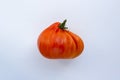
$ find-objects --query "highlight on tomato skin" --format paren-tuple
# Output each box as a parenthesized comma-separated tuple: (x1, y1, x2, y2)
(37, 19, 84, 59)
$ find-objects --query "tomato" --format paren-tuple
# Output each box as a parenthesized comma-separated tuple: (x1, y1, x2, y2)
(37, 20, 84, 59)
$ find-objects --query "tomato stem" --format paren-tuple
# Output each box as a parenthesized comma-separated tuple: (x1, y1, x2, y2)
(59, 19, 68, 29)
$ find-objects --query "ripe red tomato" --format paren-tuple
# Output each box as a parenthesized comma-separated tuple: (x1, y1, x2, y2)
(37, 20, 84, 59)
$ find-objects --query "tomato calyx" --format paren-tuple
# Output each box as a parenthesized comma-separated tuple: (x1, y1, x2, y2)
(59, 19, 68, 30)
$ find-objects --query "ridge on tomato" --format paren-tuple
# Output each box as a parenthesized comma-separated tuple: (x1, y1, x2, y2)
(37, 19, 84, 59)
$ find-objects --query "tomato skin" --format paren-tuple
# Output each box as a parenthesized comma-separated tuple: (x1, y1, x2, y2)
(37, 21, 84, 59)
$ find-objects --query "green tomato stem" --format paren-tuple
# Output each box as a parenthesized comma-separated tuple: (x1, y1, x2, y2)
(59, 19, 68, 29)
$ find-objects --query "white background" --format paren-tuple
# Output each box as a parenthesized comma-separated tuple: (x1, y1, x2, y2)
(0, 0, 120, 80)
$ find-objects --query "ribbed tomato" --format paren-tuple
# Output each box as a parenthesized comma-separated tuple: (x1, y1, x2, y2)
(37, 20, 84, 59)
